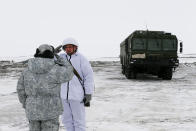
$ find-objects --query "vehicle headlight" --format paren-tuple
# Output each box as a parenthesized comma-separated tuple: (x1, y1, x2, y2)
(130, 59, 136, 63)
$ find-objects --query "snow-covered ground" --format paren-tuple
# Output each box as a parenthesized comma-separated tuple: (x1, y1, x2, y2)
(1, 57, 196, 131)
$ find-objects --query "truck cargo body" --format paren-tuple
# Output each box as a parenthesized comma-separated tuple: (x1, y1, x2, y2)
(120, 30, 180, 80)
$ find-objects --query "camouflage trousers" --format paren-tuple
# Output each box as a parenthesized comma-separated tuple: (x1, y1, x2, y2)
(29, 118, 59, 131)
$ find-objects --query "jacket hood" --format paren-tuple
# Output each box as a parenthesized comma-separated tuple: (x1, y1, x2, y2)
(62, 37, 79, 47)
(28, 58, 55, 74)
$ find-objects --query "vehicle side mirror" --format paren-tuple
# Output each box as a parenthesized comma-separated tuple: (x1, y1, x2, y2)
(180, 42, 183, 53)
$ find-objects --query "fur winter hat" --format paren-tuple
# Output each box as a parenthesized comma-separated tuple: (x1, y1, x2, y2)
(62, 37, 79, 47)
(38, 44, 53, 54)
(34, 44, 54, 59)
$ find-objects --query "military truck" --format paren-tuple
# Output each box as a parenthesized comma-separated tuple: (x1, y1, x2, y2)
(120, 30, 183, 80)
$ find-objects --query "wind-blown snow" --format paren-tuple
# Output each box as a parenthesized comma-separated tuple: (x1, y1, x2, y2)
(1, 57, 196, 131)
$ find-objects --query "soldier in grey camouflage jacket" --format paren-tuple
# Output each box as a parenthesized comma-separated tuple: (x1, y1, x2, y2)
(17, 44, 74, 131)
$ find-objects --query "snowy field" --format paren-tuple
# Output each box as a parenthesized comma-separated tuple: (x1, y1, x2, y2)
(1, 56, 196, 131)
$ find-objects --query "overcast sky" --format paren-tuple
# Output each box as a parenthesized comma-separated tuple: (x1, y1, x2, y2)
(0, 0, 195, 59)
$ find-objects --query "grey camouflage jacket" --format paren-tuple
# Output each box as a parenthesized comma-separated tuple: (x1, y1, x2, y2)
(17, 57, 73, 120)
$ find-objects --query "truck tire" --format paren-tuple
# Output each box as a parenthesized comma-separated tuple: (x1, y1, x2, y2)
(162, 68, 172, 80)
(122, 65, 125, 74)
(132, 71, 137, 79)
(158, 73, 162, 78)
(125, 67, 136, 79)
(158, 70, 163, 78)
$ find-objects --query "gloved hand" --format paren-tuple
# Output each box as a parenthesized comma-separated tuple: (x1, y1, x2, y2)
(83, 94, 92, 107)
(53, 45, 62, 61)
(54, 45, 62, 54)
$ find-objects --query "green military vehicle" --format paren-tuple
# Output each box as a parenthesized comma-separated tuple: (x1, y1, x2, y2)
(120, 30, 183, 80)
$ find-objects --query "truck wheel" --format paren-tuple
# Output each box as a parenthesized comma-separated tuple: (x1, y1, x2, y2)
(158, 74, 162, 78)
(133, 72, 137, 79)
(162, 68, 172, 80)
(158, 71, 163, 78)
(125, 67, 131, 79)
(125, 70, 131, 79)
(125, 67, 136, 79)
(131, 71, 137, 79)
(122, 66, 125, 74)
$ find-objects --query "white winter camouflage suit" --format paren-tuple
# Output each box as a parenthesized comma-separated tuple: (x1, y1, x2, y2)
(60, 52, 94, 131)
(17, 57, 74, 131)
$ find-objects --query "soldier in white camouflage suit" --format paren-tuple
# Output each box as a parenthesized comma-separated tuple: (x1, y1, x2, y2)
(17, 44, 74, 131)
(60, 38, 94, 131)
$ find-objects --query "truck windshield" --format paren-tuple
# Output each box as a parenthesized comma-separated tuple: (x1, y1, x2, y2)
(132, 38, 146, 50)
(163, 39, 177, 51)
(147, 39, 161, 51)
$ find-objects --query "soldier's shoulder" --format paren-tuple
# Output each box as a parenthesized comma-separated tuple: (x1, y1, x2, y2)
(76, 52, 88, 60)
(59, 53, 66, 57)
